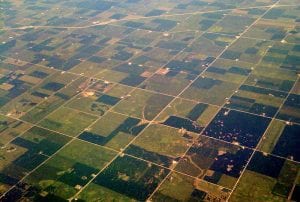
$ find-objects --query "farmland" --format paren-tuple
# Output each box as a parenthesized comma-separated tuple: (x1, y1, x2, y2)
(0, 0, 299, 201)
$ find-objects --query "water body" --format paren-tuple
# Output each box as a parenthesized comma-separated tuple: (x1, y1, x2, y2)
(247, 152, 285, 178)
(272, 124, 300, 161)
(203, 109, 271, 148)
